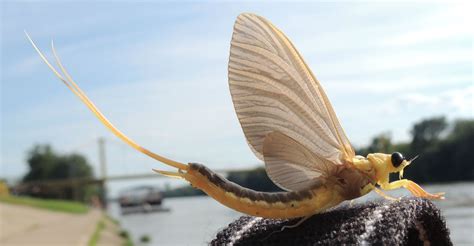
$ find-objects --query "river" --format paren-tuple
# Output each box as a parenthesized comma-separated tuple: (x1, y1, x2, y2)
(108, 182, 474, 245)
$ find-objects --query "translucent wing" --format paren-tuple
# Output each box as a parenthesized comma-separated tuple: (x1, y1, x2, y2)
(229, 13, 354, 190)
(263, 132, 335, 191)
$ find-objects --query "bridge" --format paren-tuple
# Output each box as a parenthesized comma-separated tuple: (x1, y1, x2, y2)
(17, 137, 257, 201)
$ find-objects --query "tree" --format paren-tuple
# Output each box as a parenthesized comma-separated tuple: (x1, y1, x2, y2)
(443, 119, 474, 181)
(356, 117, 473, 183)
(24, 145, 93, 181)
(368, 132, 393, 153)
(22, 144, 95, 201)
(357, 132, 393, 157)
(51, 154, 93, 180)
(449, 119, 474, 141)
(410, 116, 447, 153)
(23, 145, 56, 182)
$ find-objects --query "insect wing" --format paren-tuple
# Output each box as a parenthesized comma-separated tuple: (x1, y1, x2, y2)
(263, 132, 334, 191)
(229, 13, 354, 190)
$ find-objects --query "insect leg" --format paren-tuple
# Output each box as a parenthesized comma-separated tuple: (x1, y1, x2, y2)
(373, 187, 398, 201)
(363, 183, 397, 201)
(262, 215, 313, 241)
(280, 215, 312, 231)
(380, 179, 444, 200)
(349, 199, 356, 207)
(404, 180, 445, 200)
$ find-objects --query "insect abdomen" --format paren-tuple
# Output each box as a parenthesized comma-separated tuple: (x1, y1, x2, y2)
(184, 163, 345, 219)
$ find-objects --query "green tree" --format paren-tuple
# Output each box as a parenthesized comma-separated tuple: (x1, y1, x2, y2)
(449, 119, 474, 141)
(442, 119, 474, 181)
(399, 118, 472, 183)
(23, 145, 56, 182)
(371, 132, 391, 153)
(410, 116, 447, 154)
(22, 144, 95, 201)
(24, 145, 93, 181)
(357, 132, 395, 157)
(51, 154, 92, 180)
(356, 117, 473, 183)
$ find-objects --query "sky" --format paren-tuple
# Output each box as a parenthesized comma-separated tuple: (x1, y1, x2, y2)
(1, 2, 473, 186)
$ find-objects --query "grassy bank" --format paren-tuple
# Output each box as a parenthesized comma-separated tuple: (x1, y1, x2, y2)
(88, 219, 105, 246)
(88, 215, 132, 246)
(0, 195, 88, 214)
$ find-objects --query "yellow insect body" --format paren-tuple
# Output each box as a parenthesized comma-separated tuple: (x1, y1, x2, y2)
(183, 164, 344, 219)
(27, 13, 443, 220)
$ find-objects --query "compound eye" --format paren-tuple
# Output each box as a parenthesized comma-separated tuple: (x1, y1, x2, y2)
(391, 152, 404, 168)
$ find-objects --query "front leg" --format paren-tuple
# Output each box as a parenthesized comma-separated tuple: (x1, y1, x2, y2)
(380, 179, 444, 200)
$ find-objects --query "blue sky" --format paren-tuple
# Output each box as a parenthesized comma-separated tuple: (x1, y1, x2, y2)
(1, 2, 472, 183)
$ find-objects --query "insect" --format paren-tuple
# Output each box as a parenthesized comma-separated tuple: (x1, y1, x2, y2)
(28, 13, 444, 221)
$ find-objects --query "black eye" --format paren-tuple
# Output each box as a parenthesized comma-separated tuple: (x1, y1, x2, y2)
(391, 152, 404, 167)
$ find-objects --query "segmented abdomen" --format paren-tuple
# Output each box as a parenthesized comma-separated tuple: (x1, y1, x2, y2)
(184, 163, 345, 219)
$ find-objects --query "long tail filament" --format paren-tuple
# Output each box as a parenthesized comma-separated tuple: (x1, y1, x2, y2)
(25, 32, 188, 171)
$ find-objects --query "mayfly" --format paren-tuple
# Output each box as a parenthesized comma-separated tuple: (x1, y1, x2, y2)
(27, 13, 444, 220)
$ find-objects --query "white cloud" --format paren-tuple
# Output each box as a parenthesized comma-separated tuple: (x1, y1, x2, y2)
(312, 47, 471, 80)
(386, 24, 471, 46)
(384, 3, 472, 46)
(373, 85, 474, 117)
(325, 75, 472, 95)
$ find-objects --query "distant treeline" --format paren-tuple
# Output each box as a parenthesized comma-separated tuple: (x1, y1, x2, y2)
(357, 117, 474, 183)
(163, 116, 474, 197)
(18, 145, 101, 202)
(17, 116, 473, 200)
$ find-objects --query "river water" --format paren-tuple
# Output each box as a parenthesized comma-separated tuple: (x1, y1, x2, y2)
(108, 182, 474, 245)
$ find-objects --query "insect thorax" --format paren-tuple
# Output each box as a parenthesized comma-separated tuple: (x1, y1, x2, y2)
(330, 165, 375, 200)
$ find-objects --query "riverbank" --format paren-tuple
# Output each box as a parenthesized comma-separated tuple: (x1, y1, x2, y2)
(0, 201, 126, 245)
(0, 195, 89, 214)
